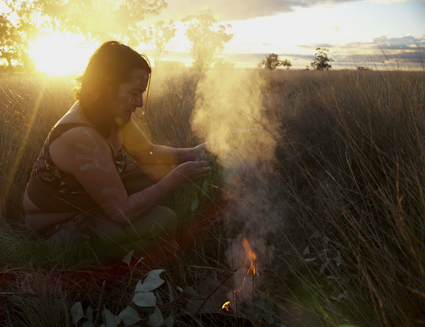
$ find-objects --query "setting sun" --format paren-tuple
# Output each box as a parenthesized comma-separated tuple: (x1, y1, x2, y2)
(30, 32, 98, 75)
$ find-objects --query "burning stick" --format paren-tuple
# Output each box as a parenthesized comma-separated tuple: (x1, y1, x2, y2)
(233, 237, 257, 307)
(242, 238, 257, 301)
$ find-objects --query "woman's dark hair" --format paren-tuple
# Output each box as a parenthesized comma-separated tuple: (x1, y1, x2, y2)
(74, 41, 151, 136)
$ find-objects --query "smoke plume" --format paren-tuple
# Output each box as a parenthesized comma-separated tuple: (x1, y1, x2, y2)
(191, 69, 283, 303)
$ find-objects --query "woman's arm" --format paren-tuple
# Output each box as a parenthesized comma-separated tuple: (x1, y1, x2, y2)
(122, 120, 205, 166)
(49, 126, 211, 225)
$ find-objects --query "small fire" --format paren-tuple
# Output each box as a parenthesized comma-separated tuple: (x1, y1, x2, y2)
(233, 237, 257, 307)
(222, 301, 231, 312)
(242, 238, 257, 276)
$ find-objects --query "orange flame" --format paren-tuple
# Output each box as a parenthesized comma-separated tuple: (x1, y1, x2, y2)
(233, 237, 257, 304)
(242, 238, 257, 276)
(222, 301, 231, 312)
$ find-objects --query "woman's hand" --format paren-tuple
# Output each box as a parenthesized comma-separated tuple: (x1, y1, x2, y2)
(194, 142, 213, 156)
(174, 160, 211, 183)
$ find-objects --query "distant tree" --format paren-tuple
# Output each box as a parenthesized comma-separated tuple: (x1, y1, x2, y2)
(310, 48, 333, 70)
(0, 14, 35, 72)
(357, 66, 371, 71)
(258, 53, 291, 70)
(281, 58, 292, 70)
(0, 15, 20, 68)
(136, 20, 177, 67)
(183, 9, 233, 72)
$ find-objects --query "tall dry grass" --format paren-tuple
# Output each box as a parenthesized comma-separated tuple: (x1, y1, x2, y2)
(0, 68, 424, 326)
(263, 69, 425, 326)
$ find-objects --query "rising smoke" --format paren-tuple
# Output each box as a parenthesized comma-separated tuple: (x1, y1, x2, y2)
(191, 69, 283, 302)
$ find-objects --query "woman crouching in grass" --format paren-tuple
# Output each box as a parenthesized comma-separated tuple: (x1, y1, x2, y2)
(23, 41, 211, 260)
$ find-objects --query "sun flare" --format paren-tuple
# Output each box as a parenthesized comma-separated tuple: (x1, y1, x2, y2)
(30, 32, 98, 76)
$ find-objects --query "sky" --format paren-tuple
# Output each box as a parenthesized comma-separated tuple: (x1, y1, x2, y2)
(155, 0, 425, 69)
(2, 0, 424, 72)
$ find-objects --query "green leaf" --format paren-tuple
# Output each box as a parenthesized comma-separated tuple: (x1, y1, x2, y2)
(118, 306, 141, 326)
(319, 261, 329, 274)
(332, 257, 343, 266)
(123, 250, 134, 266)
(132, 292, 157, 307)
(164, 314, 174, 327)
(304, 258, 317, 263)
(82, 321, 95, 327)
(71, 302, 84, 325)
(183, 286, 199, 298)
(202, 178, 210, 196)
(190, 194, 199, 211)
(102, 308, 120, 327)
(310, 231, 321, 239)
(135, 269, 165, 292)
(86, 306, 93, 322)
(303, 246, 310, 255)
(330, 290, 349, 302)
(148, 307, 164, 327)
(167, 280, 174, 302)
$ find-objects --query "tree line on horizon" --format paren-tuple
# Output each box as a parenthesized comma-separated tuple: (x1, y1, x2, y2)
(258, 48, 334, 71)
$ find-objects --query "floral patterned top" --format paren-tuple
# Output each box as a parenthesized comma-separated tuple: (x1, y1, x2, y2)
(33, 122, 127, 195)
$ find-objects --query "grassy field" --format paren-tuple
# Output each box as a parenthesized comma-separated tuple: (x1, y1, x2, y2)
(0, 67, 424, 327)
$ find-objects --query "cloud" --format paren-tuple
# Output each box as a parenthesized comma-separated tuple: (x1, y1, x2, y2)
(156, 0, 359, 21)
(372, 35, 425, 50)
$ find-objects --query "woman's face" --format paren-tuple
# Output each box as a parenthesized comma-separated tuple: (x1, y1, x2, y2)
(109, 68, 150, 125)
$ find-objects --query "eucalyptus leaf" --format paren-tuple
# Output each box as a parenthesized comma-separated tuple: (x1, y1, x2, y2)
(86, 306, 93, 322)
(310, 231, 322, 239)
(135, 269, 165, 292)
(319, 261, 329, 274)
(118, 306, 141, 326)
(332, 257, 343, 266)
(303, 246, 310, 255)
(202, 179, 210, 196)
(102, 308, 119, 327)
(123, 250, 134, 266)
(183, 286, 199, 298)
(71, 302, 84, 325)
(164, 314, 174, 327)
(148, 307, 164, 327)
(167, 279, 174, 302)
(132, 292, 157, 307)
(190, 194, 199, 211)
(82, 321, 95, 327)
(331, 290, 349, 302)
(304, 258, 317, 263)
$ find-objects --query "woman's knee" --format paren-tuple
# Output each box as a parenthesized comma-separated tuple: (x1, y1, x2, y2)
(151, 206, 178, 237)
(125, 206, 177, 240)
